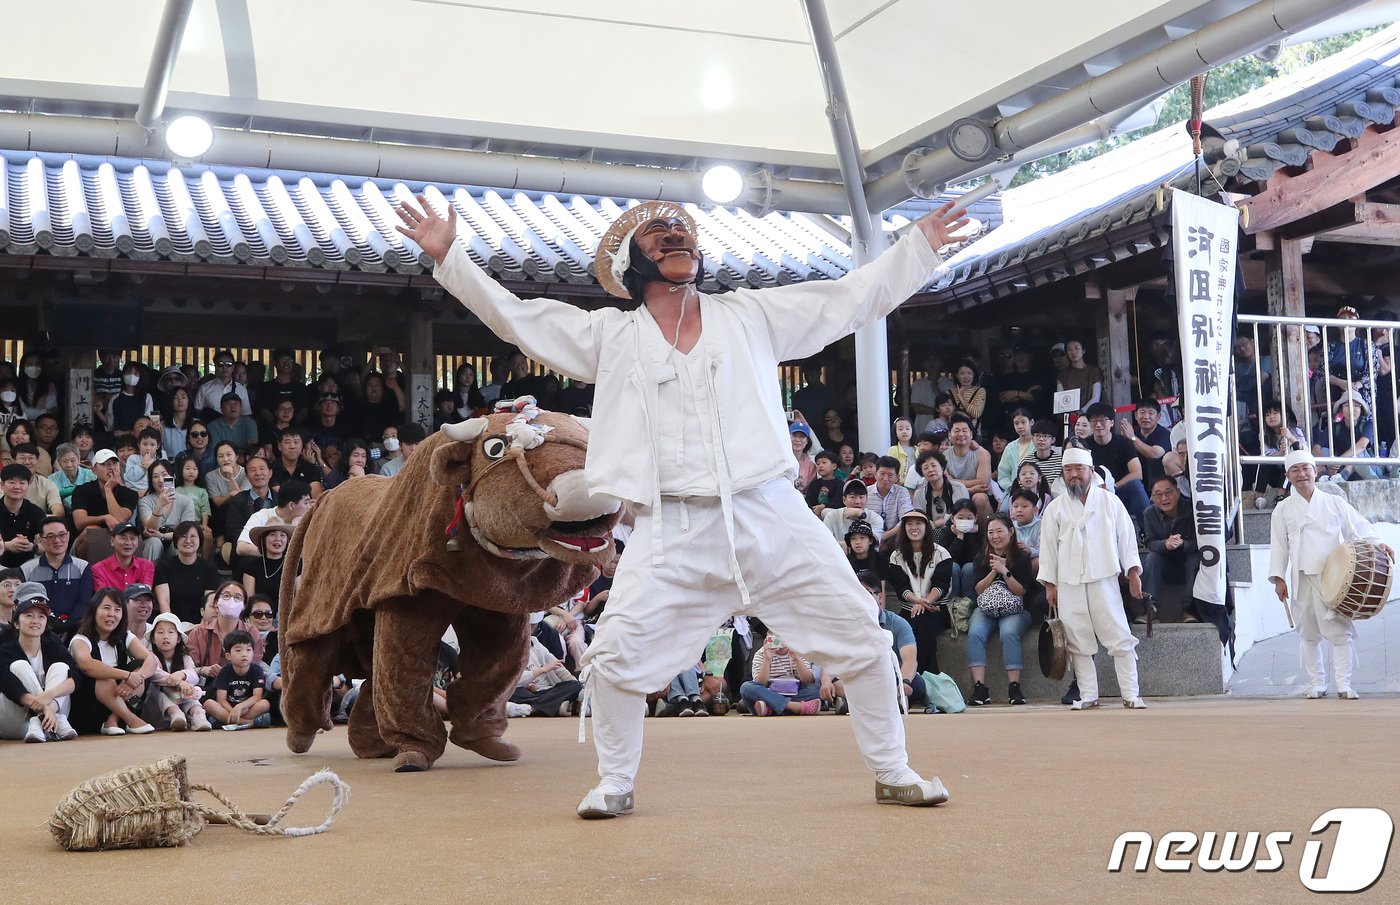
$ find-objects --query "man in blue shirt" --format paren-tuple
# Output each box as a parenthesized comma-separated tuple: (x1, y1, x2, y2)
(20, 516, 94, 632)
(830, 570, 925, 713)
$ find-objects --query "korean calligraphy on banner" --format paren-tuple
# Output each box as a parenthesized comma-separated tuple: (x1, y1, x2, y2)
(1171, 189, 1238, 606)
(410, 373, 434, 432)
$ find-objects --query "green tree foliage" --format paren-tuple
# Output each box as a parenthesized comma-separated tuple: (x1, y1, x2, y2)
(1006, 28, 1383, 187)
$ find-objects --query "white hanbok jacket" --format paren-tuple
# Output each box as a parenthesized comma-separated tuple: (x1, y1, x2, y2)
(1267, 488, 1376, 581)
(434, 228, 942, 515)
(1038, 486, 1140, 587)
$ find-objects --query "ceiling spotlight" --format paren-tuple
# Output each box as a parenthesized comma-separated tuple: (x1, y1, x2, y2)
(701, 165, 745, 205)
(165, 115, 214, 159)
(945, 118, 997, 163)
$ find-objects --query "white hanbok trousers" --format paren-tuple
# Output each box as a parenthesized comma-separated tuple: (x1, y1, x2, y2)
(581, 478, 909, 793)
(1057, 577, 1140, 702)
(1291, 573, 1357, 692)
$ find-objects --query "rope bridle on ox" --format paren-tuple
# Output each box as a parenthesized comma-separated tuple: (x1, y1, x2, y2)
(443, 398, 588, 558)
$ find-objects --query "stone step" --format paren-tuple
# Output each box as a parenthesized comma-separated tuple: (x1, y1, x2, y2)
(935, 619, 1225, 704)
(1241, 509, 1272, 545)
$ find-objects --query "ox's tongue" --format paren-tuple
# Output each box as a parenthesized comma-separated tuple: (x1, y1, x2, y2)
(552, 535, 607, 552)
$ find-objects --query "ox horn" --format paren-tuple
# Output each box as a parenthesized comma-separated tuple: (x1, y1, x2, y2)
(443, 417, 490, 443)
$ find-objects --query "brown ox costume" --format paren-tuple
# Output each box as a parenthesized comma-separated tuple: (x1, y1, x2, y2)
(279, 407, 618, 772)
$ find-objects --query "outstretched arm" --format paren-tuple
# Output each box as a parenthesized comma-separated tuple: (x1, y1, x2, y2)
(754, 202, 971, 362)
(397, 195, 602, 381)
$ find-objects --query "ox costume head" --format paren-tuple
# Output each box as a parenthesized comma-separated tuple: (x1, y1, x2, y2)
(434, 397, 621, 566)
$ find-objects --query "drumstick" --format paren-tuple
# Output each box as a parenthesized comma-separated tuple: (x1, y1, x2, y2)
(1282, 599, 1294, 629)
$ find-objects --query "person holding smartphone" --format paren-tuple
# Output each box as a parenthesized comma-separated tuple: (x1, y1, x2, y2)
(138, 461, 198, 561)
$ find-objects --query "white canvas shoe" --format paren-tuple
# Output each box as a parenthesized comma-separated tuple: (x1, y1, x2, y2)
(875, 776, 949, 807)
(53, 714, 78, 740)
(1338, 688, 1360, 700)
(577, 787, 635, 819)
(1070, 698, 1101, 711)
(1304, 687, 1328, 700)
(1123, 698, 1148, 709)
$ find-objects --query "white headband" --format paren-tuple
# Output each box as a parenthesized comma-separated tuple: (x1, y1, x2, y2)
(1062, 447, 1093, 469)
(1284, 448, 1316, 471)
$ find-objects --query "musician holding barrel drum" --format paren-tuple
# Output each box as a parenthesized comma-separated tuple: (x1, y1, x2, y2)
(1268, 449, 1395, 700)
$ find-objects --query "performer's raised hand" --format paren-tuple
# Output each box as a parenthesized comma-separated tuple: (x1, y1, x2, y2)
(394, 194, 458, 265)
(914, 200, 972, 251)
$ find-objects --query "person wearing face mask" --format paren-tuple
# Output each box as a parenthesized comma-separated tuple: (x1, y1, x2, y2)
(399, 191, 968, 817)
(0, 381, 24, 442)
(187, 579, 266, 683)
(377, 423, 426, 477)
(1038, 448, 1146, 710)
(936, 500, 984, 604)
(17, 353, 59, 421)
(103, 363, 156, 437)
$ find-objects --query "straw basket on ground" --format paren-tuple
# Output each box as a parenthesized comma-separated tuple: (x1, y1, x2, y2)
(49, 754, 348, 851)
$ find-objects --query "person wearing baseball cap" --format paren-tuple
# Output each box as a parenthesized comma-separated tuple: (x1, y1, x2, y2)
(822, 479, 886, 548)
(124, 584, 156, 641)
(0, 581, 79, 742)
(398, 169, 972, 817)
(1267, 448, 1393, 700)
(844, 518, 884, 580)
(69, 449, 138, 561)
(1039, 446, 1147, 710)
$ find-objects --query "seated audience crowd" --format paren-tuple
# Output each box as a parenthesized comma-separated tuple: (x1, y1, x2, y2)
(1, 323, 1372, 735)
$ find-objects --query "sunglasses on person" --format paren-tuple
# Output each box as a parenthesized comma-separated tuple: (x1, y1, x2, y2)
(188, 430, 209, 438)
(249, 609, 274, 619)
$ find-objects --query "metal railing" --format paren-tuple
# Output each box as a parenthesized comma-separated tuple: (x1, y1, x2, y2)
(1234, 313, 1397, 474)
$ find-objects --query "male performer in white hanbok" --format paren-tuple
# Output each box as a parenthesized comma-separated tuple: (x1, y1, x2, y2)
(1038, 447, 1146, 709)
(1268, 449, 1391, 699)
(396, 194, 968, 818)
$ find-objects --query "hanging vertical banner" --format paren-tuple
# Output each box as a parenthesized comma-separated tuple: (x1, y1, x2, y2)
(1172, 189, 1238, 606)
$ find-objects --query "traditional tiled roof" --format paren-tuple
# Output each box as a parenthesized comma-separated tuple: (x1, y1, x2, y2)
(930, 26, 1400, 308)
(0, 150, 1000, 294)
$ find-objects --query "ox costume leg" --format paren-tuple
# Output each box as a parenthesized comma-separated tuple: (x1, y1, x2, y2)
(1057, 577, 1139, 706)
(370, 602, 453, 772)
(1292, 574, 1357, 695)
(580, 480, 940, 817)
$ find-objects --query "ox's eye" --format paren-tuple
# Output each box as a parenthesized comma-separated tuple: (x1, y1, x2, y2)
(482, 436, 509, 460)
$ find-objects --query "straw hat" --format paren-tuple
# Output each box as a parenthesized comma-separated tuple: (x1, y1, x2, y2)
(249, 516, 294, 546)
(594, 200, 699, 300)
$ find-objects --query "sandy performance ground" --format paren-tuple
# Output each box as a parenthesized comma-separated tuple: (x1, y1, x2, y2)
(6, 696, 1399, 905)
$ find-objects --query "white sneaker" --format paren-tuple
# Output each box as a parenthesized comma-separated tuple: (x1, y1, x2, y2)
(1304, 687, 1328, 700)
(169, 711, 188, 732)
(504, 702, 532, 718)
(53, 714, 78, 740)
(1070, 698, 1101, 711)
(1123, 697, 1148, 709)
(1338, 688, 1360, 700)
(24, 717, 46, 743)
(577, 787, 634, 819)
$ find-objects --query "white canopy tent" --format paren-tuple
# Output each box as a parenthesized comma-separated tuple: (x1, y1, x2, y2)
(1, 0, 1396, 446)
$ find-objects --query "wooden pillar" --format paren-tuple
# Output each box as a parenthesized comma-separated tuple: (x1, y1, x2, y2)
(406, 311, 434, 432)
(1266, 237, 1310, 442)
(1106, 287, 1136, 408)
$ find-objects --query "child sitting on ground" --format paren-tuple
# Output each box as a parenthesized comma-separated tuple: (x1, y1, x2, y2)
(143, 613, 210, 731)
(204, 630, 270, 729)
